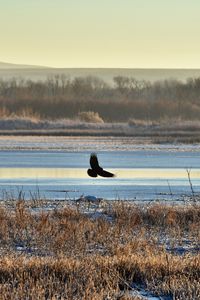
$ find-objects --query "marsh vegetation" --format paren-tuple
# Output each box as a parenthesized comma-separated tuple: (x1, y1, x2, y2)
(0, 198, 199, 299)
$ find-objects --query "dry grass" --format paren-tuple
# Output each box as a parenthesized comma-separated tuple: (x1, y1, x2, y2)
(0, 199, 199, 299)
(78, 111, 104, 123)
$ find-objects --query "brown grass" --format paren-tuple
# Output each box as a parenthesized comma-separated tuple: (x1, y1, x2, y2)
(78, 111, 104, 123)
(0, 199, 199, 299)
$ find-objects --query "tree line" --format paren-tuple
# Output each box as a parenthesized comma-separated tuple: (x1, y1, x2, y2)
(0, 75, 200, 121)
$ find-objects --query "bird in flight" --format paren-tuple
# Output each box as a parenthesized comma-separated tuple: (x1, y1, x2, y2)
(87, 153, 115, 178)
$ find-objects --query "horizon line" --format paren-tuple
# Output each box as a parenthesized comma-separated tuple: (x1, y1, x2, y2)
(1, 61, 200, 70)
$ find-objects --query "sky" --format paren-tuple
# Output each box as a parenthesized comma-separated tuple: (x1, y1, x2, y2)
(0, 0, 200, 68)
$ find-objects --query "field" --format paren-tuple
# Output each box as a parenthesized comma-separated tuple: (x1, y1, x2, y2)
(0, 198, 199, 299)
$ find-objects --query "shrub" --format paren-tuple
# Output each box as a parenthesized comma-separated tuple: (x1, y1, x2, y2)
(78, 111, 104, 123)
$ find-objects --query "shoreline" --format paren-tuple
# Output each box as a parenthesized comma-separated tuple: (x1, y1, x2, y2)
(0, 124, 200, 144)
(0, 135, 200, 152)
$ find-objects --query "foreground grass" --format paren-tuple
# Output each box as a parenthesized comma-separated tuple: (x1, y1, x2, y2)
(0, 200, 199, 299)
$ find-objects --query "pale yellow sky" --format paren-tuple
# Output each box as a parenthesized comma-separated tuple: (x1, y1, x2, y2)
(1, 0, 200, 68)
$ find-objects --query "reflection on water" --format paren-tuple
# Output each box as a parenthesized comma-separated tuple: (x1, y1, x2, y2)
(0, 168, 199, 201)
(0, 167, 200, 180)
(0, 150, 200, 201)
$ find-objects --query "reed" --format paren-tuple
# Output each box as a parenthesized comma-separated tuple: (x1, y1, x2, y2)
(0, 199, 199, 299)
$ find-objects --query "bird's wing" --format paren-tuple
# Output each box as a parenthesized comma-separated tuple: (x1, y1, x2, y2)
(89, 153, 115, 177)
(90, 153, 100, 169)
(97, 169, 115, 177)
(87, 169, 98, 177)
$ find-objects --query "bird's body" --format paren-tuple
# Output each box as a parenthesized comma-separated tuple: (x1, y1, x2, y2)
(87, 153, 115, 178)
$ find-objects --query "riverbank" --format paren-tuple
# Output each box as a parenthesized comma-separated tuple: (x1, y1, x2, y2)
(1, 119, 200, 144)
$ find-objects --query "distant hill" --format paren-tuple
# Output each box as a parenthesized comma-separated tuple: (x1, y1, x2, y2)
(0, 61, 50, 69)
(1, 64, 200, 84)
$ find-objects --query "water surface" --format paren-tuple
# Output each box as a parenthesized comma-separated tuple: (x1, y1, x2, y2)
(0, 150, 200, 201)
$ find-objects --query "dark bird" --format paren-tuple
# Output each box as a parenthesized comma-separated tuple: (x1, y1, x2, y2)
(87, 153, 115, 178)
